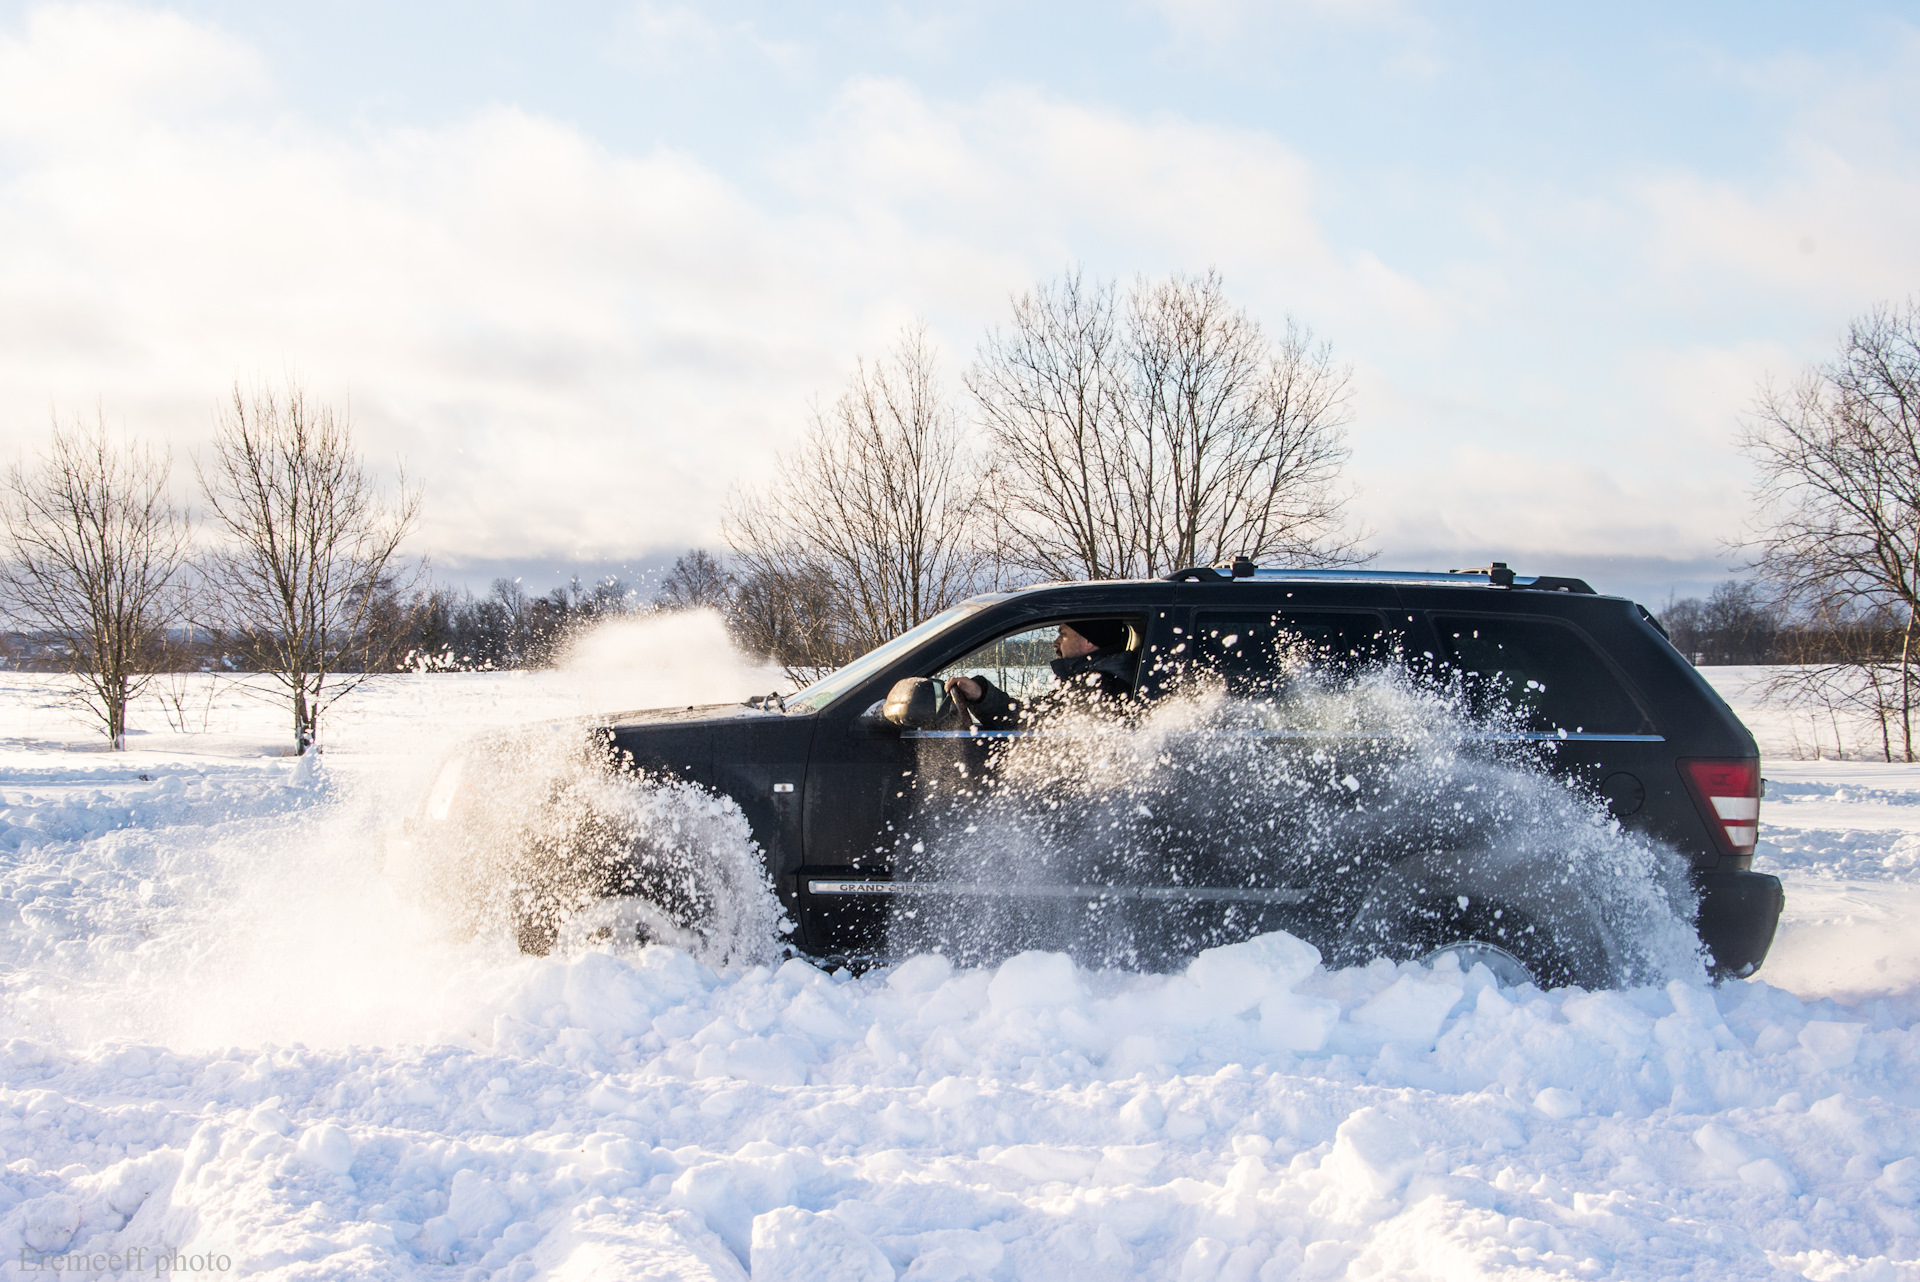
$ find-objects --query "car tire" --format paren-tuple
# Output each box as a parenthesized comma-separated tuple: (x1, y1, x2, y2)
(552, 893, 702, 953)
(1389, 898, 1576, 990)
(1420, 939, 1535, 988)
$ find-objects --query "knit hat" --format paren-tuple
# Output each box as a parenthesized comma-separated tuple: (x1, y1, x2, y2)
(1066, 618, 1130, 651)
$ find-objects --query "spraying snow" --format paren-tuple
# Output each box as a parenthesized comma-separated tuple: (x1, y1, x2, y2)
(0, 609, 790, 1052)
(400, 724, 786, 968)
(896, 664, 1703, 987)
(557, 608, 785, 714)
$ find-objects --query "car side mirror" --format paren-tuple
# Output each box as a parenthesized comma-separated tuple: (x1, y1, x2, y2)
(883, 677, 939, 729)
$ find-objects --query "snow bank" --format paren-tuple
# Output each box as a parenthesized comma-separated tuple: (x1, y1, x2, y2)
(1, 674, 1918, 1278)
(2, 930, 1916, 1278)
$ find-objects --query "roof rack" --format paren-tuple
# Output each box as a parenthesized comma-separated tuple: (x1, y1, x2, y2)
(1164, 555, 1258, 583)
(1161, 559, 1596, 594)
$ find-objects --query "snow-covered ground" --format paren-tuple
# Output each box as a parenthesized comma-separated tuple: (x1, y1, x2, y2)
(1, 640, 1917, 1280)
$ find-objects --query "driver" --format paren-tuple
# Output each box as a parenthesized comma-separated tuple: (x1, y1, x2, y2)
(943, 619, 1134, 729)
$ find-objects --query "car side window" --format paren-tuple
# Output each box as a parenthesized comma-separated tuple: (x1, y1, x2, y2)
(1431, 614, 1651, 734)
(931, 618, 1144, 698)
(1192, 610, 1398, 695)
(932, 625, 1062, 700)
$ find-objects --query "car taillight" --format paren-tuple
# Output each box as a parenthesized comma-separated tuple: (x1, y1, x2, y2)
(1681, 758, 1760, 856)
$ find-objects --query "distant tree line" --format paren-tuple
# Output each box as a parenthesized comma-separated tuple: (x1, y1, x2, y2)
(1657, 582, 1782, 665)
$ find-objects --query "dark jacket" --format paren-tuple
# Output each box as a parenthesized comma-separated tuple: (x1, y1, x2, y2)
(961, 646, 1135, 729)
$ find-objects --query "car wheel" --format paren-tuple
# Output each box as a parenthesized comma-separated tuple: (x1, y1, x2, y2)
(1391, 899, 1576, 990)
(1420, 939, 1535, 988)
(554, 894, 702, 953)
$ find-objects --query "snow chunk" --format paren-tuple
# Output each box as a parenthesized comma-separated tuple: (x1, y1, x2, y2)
(296, 1121, 353, 1175)
(21, 1194, 80, 1252)
(1694, 1123, 1801, 1193)
(446, 1168, 514, 1241)
(1877, 1157, 1920, 1205)
(1799, 1020, 1865, 1069)
(1350, 971, 1462, 1045)
(750, 1207, 893, 1282)
(926, 1076, 977, 1109)
(1184, 930, 1320, 1016)
(987, 951, 1085, 1013)
(1322, 1107, 1422, 1198)
(1260, 991, 1342, 1053)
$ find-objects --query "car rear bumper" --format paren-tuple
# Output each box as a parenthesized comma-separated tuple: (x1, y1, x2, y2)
(1694, 868, 1783, 979)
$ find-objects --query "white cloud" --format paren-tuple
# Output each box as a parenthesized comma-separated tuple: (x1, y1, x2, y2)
(612, 3, 810, 76)
(1144, 0, 1416, 38)
(0, 11, 935, 564)
(0, 3, 267, 141)
(0, 2, 1913, 599)
(1634, 33, 1920, 316)
(1140, 0, 1436, 76)
(0, 20, 1380, 569)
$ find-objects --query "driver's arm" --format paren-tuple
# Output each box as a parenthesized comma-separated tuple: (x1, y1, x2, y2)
(946, 674, 1019, 728)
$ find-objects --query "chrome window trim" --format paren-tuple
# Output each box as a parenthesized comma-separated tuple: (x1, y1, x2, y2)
(806, 879, 1309, 905)
(902, 729, 1666, 743)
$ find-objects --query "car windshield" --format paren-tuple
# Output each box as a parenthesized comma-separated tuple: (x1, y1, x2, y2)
(782, 603, 988, 713)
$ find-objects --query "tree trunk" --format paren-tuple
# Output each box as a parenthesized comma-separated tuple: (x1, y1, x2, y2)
(1902, 612, 1916, 762)
(109, 672, 127, 750)
(294, 684, 311, 755)
(1905, 530, 1920, 762)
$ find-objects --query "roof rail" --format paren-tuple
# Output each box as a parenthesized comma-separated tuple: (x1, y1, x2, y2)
(1447, 561, 1595, 593)
(1162, 559, 1597, 594)
(1163, 554, 1257, 583)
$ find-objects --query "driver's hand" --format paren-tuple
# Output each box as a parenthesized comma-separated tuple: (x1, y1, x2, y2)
(945, 676, 983, 704)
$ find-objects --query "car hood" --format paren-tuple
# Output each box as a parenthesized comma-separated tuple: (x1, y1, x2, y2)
(601, 702, 799, 729)
(603, 701, 817, 788)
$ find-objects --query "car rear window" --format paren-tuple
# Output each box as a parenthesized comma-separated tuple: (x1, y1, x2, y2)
(1430, 614, 1650, 734)
(1193, 610, 1399, 694)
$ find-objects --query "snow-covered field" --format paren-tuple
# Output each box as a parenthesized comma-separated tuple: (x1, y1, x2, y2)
(2, 639, 1918, 1280)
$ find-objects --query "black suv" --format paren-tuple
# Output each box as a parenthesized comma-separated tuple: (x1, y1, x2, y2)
(450, 565, 1783, 986)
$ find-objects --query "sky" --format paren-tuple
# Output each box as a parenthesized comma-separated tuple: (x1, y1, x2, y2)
(1, 1, 1917, 605)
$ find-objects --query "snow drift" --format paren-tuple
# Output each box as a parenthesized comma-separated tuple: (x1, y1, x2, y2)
(0, 671, 1912, 1279)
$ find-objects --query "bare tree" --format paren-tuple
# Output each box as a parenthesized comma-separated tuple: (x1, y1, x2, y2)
(199, 383, 421, 754)
(1657, 580, 1781, 665)
(1742, 300, 1920, 759)
(969, 272, 1141, 580)
(725, 325, 989, 672)
(726, 563, 852, 678)
(0, 416, 190, 747)
(1761, 609, 1902, 760)
(1129, 273, 1361, 572)
(654, 549, 736, 612)
(971, 268, 1364, 581)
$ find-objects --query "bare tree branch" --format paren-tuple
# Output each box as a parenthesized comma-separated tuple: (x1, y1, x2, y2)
(724, 325, 990, 676)
(197, 381, 422, 753)
(970, 268, 1367, 580)
(1741, 298, 1920, 759)
(0, 414, 190, 747)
